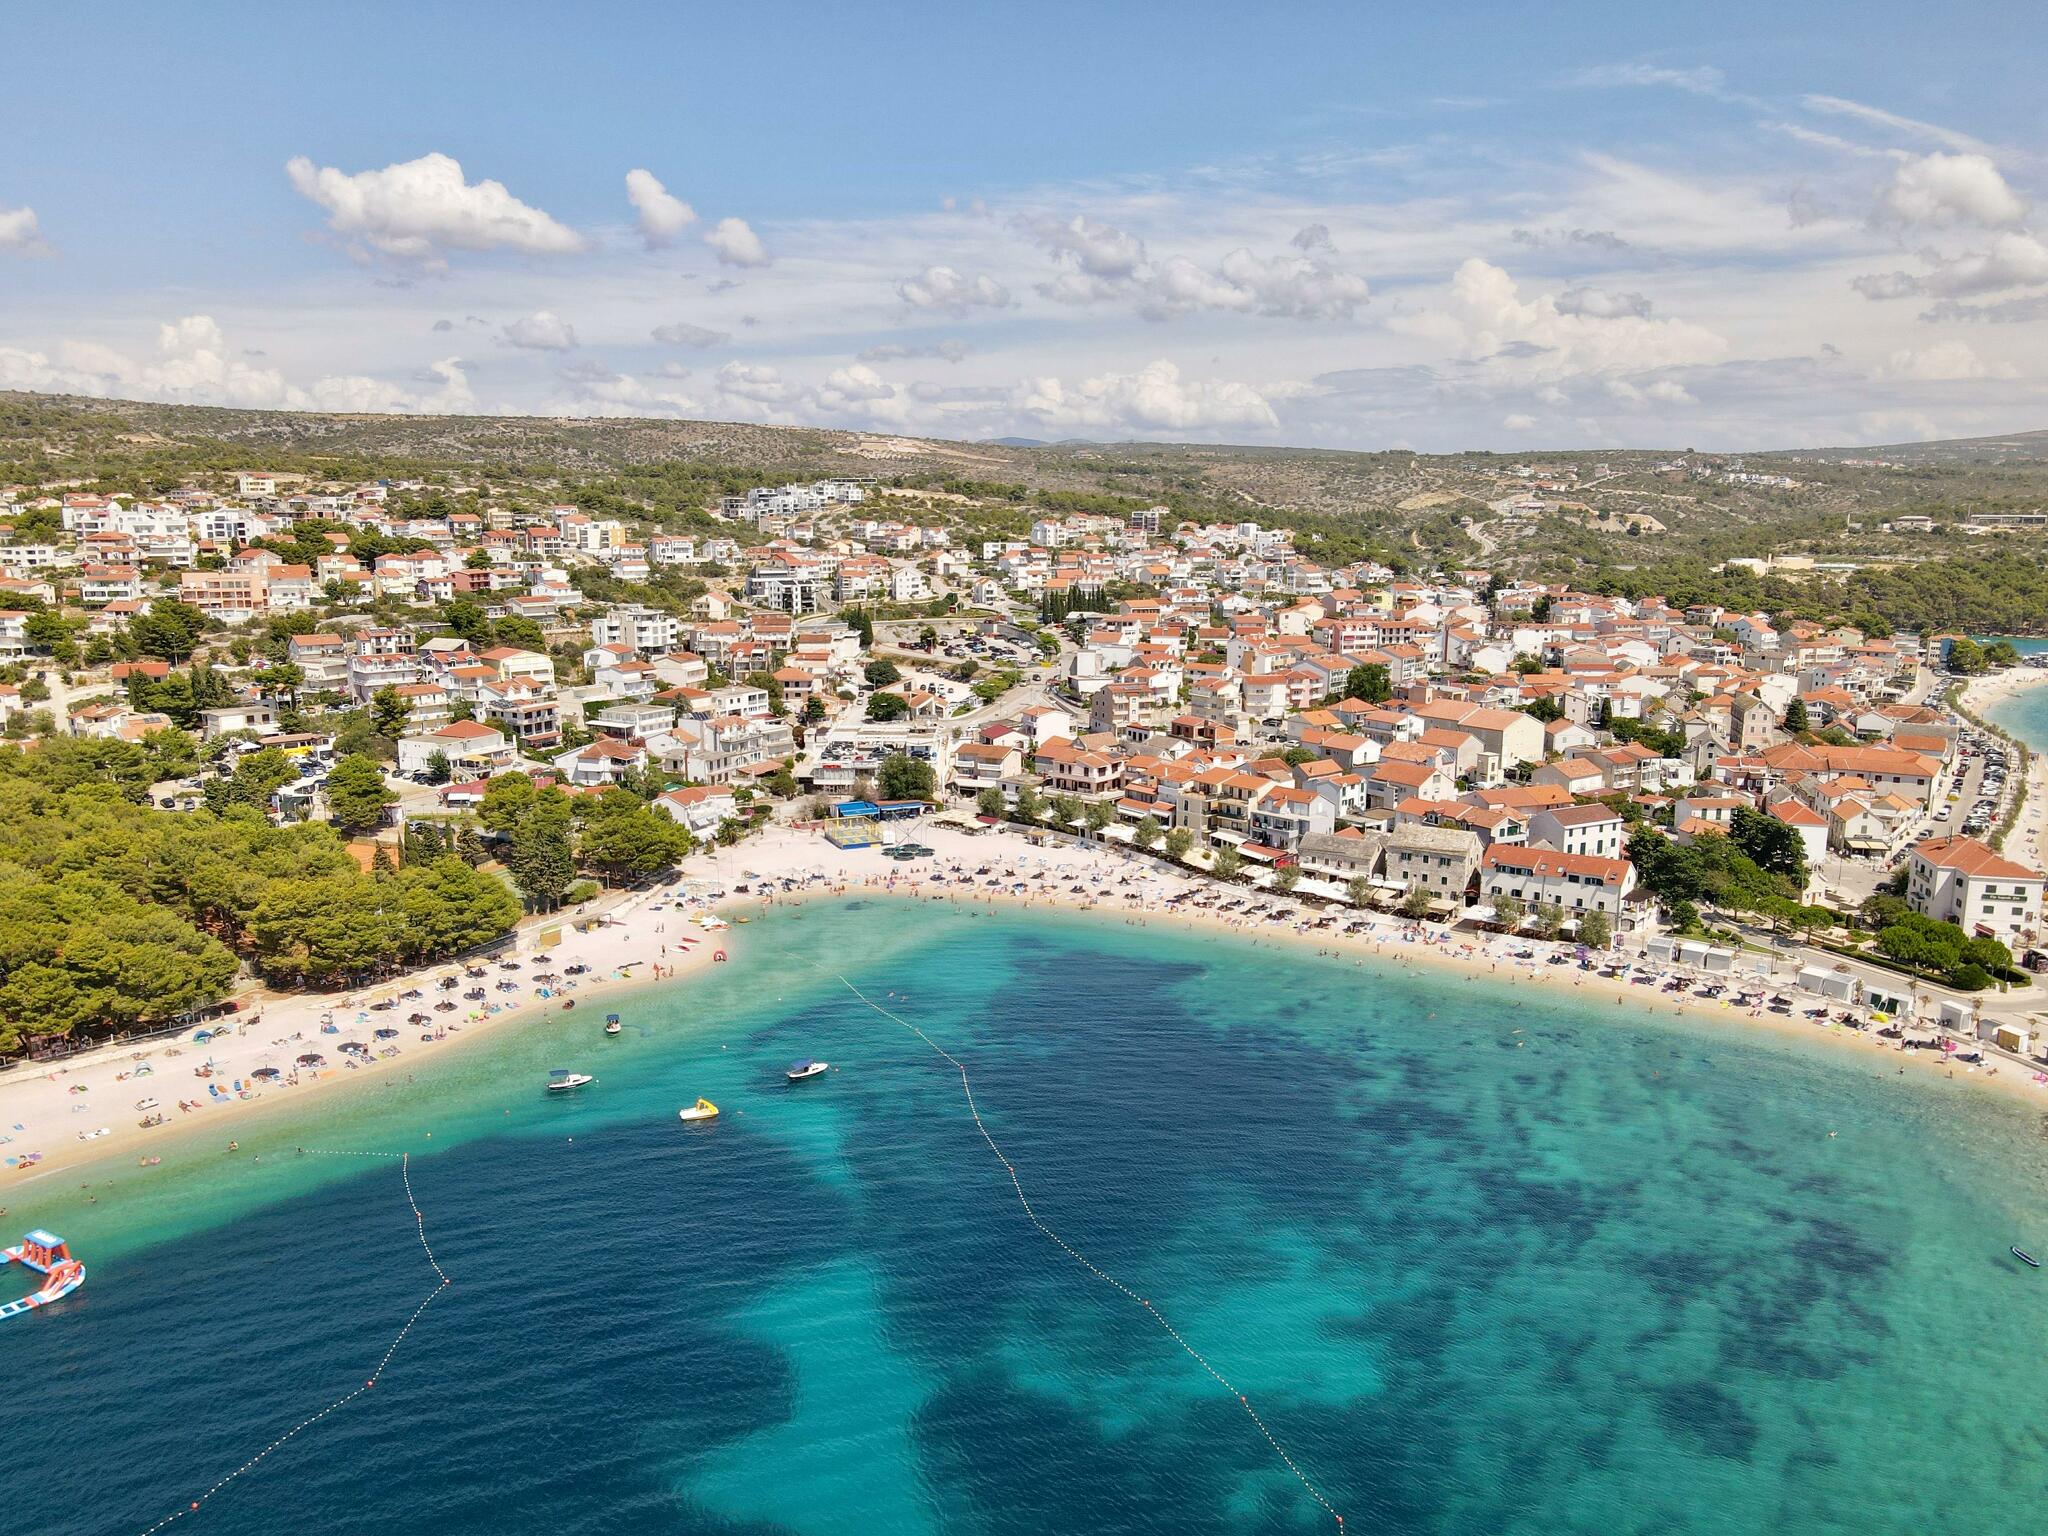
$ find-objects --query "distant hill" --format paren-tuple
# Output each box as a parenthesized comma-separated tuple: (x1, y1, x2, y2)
(1790, 427, 2048, 465)
(5, 389, 2046, 575)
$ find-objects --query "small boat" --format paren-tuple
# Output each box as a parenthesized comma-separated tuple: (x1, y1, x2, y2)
(678, 1098, 719, 1122)
(2015, 1246, 2041, 1269)
(546, 1070, 594, 1092)
(786, 1060, 829, 1081)
(604, 1015, 622, 1036)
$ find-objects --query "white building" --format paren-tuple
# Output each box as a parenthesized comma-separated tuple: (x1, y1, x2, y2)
(1905, 836, 2045, 946)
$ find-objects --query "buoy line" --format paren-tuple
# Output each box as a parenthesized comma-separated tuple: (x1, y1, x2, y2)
(136, 1150, 452, 1536)
(838, 977, 1344, 1528)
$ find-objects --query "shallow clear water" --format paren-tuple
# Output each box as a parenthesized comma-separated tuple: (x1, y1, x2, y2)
(8, 900, 2048, 1535)
(1981, 637, 2048, 751)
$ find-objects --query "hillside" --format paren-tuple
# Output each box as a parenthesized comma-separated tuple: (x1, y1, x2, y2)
(5, 391, 2046, 580)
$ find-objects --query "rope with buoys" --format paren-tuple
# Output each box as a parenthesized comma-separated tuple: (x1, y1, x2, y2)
(135, 1149, 451, 1536)
(838, 977, 1344, 1529)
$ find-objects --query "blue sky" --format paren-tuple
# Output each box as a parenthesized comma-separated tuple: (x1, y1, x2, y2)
(5, 1, 2047, 449)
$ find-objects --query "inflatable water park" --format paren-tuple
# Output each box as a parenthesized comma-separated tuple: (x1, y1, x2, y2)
(1, 1230, 86, 1321)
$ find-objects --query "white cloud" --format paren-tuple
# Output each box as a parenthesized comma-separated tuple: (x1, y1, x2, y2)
(548, 364, 698, 417)
(859, 339, 970, 364)
(1882, 340, 2010, 380)
(1502, 413, 1537, 430)
(1011, 360, 1279, 435)
(704, 217, 771, 268)
(894, 265, 1013, 311)
(1555, 286, 1652, 320)
(1645, 379, 1697, 404)
(1856, 408, 1941, 441)
(501, 311, 578, 350)
(0, 205, 49, 255)
(1415, 259, 1726, 376)
(1858, 231, 2048, 300)
(1023, 211, 1368, 321)
(1800, 95, 1990, 154)
(1876, 153, 2025, 229)
(0, 314, 472, 414)
(625, 168, 696, 248)
(651, 320, 731, 348)
(1022, 213, 1147, 279)
(1573, 62, 1729, 97)
(285, 152, 584, 266)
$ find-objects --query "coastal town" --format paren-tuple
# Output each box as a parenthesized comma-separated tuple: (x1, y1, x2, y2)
(0, 460, 2042, 1101)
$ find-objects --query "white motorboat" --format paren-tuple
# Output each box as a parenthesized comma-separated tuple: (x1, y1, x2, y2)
(678, 1097, 719, 1122)
(785, 1060, 829, 1081)
(546, 1070, 594, 1092)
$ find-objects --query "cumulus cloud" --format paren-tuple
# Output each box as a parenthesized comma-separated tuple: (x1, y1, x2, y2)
(549, 364, 698, 418)
(1502, 413, 1537, 431)
(704, 217, 771, 267)
(1857, 231, 2048, 301)
(285, 152, 584, 267)
(894, 265, 1013, 311)
(1022, 213, 1147, 280)
(0, 314, 471, 414)
(1509, 226, 1635, 254)
(0, 205, 50, 256)
(1555, 286, 1653, 320)
(713, 360, 805, 407)
(1411, 259, 1725, 377)
(1881, 340, 2011, 380)
(1291, 223, 1334, 253)
(1876, 152, 2026, 229)
(1605, 376, 1696, 406)
(1011, 360, 1279, 435)
(625, 168, 696, 248)
(651, 320, 731, 348)
(501, 311, 578, 350)
(1022, 211, 1369, 321)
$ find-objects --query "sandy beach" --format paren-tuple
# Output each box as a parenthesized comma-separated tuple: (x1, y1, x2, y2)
(8, 812, 2043, 1194)
(1962, 664, 2048, 870)
(0, 880, 733, 1191)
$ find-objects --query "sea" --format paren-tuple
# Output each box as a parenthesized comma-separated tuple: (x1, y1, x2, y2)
(1979, 635, 2048, 751)
(7, 900, 2048, 1536)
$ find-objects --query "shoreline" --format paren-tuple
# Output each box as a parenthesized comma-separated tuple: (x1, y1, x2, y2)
(0, 883, 736, 1193)
(12, 813, 2047, 1202)
(1961, 664, 2048, 869)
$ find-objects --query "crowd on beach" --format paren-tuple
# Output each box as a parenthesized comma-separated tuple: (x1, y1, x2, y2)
(11, 778, 2048, 1197)
(0, 883, 727, 1185)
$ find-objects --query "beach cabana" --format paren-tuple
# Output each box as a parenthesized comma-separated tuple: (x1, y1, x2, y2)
(1796, 965, 1860, 1002)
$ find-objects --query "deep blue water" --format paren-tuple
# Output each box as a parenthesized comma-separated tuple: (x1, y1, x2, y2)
(8, 901, 2048, 1535)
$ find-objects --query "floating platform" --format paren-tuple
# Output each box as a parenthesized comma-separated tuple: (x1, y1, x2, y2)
(2, 1230, 85, 1321)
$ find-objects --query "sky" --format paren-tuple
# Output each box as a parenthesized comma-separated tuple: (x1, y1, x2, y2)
(5, 0, 2048, 452)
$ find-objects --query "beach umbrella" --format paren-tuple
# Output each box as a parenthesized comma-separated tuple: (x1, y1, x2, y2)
(374, 1028, 400, 1040)
(296, 1053, 325, 1066)
(251, 1067, 281, 1081)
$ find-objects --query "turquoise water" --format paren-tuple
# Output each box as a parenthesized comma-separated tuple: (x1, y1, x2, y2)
(8, 900, 2048, 1535)
(1981, 637, 2048, 750)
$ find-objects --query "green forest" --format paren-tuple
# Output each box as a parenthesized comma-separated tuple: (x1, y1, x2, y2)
(0, 736, 522, 1053)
